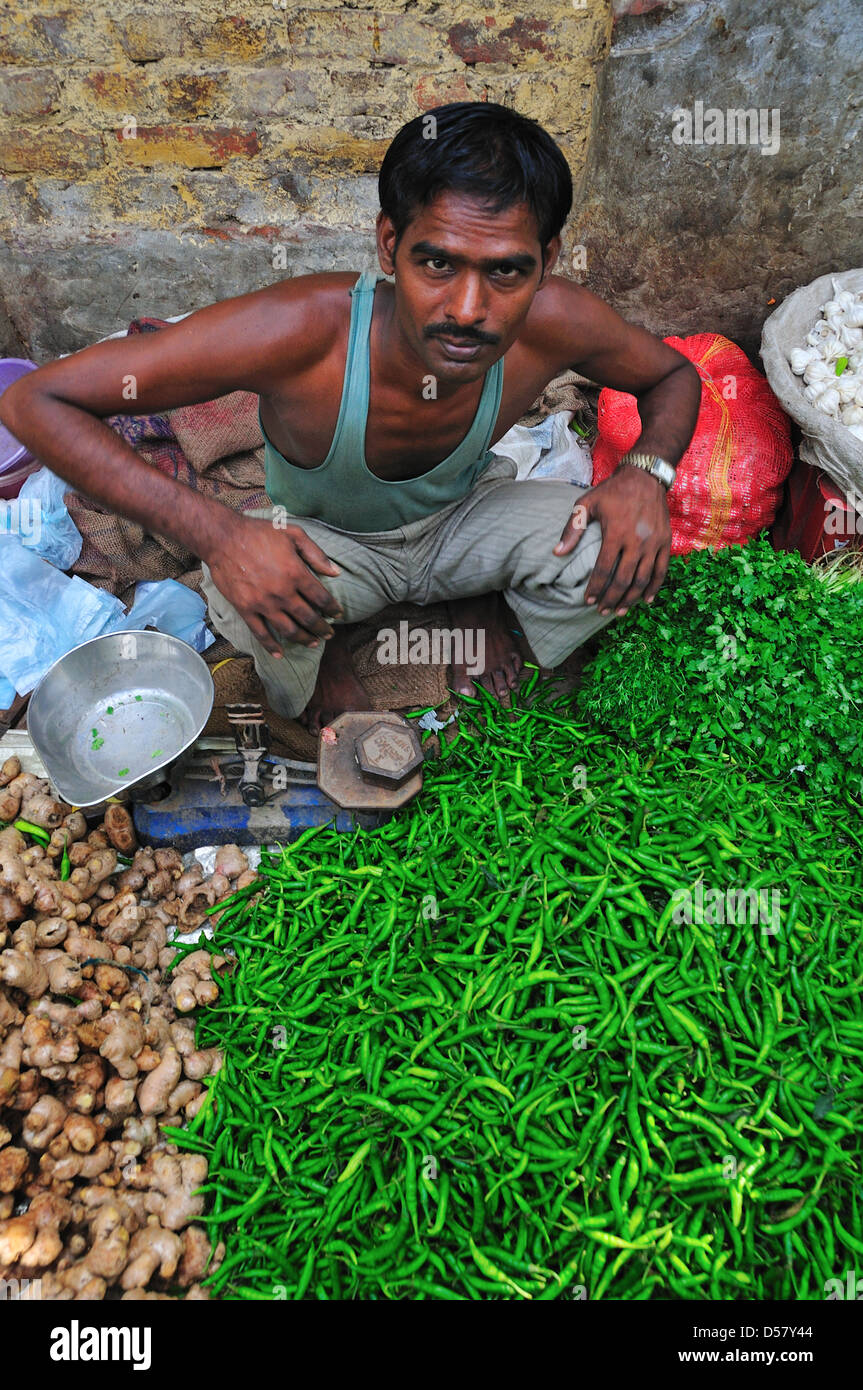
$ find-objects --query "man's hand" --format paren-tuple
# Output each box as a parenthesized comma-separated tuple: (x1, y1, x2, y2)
(553, 464, 672, 615)
(206, 515, 344, 656)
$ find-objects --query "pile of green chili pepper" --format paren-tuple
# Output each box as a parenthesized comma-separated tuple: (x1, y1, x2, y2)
(164, 670, 862, 1300)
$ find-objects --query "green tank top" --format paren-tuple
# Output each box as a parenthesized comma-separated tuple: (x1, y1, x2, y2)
(257, 268, 505, 532)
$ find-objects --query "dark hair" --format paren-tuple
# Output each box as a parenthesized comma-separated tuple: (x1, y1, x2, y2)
(378, 102, 572, 259)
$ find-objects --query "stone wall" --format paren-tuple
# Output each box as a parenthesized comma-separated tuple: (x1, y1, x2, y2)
(571, 0, 863, 358)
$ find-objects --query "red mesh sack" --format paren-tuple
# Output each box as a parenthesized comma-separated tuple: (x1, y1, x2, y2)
(591, 334, 794, 554)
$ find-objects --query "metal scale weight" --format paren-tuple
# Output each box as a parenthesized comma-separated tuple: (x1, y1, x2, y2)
(129, 705, 426, 851)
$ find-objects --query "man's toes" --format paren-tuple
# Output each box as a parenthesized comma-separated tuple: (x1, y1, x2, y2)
(491, 669, 510, 701)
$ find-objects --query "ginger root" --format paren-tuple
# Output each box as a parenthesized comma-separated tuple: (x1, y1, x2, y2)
(168, 950, 224, 1013)
(0, 800, 228, 1300)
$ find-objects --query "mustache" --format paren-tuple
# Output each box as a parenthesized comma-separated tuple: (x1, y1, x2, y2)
(425, 324, 500, 345)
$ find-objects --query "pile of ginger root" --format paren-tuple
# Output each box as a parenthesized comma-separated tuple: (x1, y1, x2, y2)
(0, 754, 259, 1300)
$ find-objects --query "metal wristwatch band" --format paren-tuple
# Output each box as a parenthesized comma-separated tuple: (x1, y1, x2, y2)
(618, 451, 677, 491)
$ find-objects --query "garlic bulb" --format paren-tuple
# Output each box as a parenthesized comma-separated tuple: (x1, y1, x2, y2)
(807, 321, 831, 345)
(820, 332, 845, 360)
(837, 375, 858, 404)
(794, 287, 863, 437)
(804, 359, 832, 385)
(789, 346, 817, 375)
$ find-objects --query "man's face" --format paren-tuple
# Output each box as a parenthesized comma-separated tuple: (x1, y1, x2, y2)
(376, 191, 559, 384)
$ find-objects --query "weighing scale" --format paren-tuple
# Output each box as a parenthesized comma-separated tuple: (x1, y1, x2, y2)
(128, 705, 426, 850)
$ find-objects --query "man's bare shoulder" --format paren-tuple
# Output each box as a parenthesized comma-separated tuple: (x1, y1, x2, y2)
(261, 270, 358, 317)
(520, 273, 616, 367)
(203, 271, 358, 385)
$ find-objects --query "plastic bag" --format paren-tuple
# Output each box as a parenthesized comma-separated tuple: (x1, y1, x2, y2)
(0, 466, 82, 570)
(112, 579, 215, 654)
(591, 334, 794, 555)
(490, 411, 593, 487)
(760, 268, 863, 497)
(0, 536, 126, 694)
(0, 673, 16, 710)
(0, 560, 213, 698)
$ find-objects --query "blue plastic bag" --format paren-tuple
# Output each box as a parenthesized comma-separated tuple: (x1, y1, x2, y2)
(108, 579, 215, 654)
(0, 536, 126, 694)
(0, 466, 82, 570)
(0, 673, 16, 709)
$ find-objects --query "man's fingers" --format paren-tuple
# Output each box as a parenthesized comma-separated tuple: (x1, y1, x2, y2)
(292, 531, 342, 579)
(297, 569, 343, 620)
(553, 498, 592, 557)
(246, 613, 284, 658)
(266, 609, 322, 649)
(593, 556, 641, 614)
(584, 541, 623, 607)
(248, 606, 321, 652)
(283, 597, 336, 641)
(607, 552, 659, 614)
(643, 546, 670, 604)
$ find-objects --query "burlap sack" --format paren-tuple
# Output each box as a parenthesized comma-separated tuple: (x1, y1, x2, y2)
(760, 268, 863, 497)
(168, 391, 264, 471)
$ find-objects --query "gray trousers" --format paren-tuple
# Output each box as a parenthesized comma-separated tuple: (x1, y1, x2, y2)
(200, 454, 617, 718)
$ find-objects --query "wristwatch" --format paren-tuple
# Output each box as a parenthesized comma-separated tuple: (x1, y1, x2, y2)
(617, 451, 677, 491)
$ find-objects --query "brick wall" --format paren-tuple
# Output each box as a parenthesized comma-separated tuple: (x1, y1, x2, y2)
(0, 1, 612, 358)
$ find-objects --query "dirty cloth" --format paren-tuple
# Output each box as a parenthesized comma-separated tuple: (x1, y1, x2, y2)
(200, 452, 617, 720)
(491, 411, 594, 486)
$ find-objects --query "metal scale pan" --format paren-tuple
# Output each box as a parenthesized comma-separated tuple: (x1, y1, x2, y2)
(27, 629, 214, 809)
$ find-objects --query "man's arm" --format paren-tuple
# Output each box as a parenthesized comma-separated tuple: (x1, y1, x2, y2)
(0, 280, 344, 650)
(537, 280, 701, 614)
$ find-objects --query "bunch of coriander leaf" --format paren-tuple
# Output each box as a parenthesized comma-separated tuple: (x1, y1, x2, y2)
(578, 531, 863, 798)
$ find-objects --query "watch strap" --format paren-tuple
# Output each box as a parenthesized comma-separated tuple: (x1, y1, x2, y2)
(618, 450, 677, 491)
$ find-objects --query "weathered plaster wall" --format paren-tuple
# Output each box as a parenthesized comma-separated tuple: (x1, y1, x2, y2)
(0, 1, 611, 359)
(571, 0, 863, 357)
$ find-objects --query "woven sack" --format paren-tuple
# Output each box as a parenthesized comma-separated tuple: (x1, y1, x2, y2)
(591, 334, 794, 554)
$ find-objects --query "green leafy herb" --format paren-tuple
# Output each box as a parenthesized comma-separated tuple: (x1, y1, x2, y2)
(578, 532, 863, 798)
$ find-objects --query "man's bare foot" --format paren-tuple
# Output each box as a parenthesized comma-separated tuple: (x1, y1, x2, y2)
(447, 592, 525, 702)
(298, 626, 371, 735)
